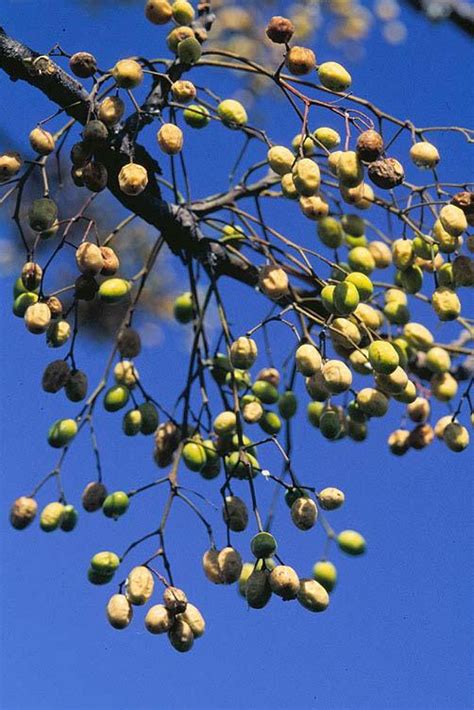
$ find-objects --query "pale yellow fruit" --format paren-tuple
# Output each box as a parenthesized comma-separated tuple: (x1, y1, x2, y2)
(125, 566, 154, 605)
(157, 123, 184, 155)
(409, 142, 440, 169)
(118, 163, 148, 196)
(258, 265, 289, 299)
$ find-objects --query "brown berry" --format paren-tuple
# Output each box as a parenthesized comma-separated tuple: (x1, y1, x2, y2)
(266, 16, 295, 44)
(356, 130, 384, 163)
(368, 158, 404, 189)
(69, 52, 97, 78)
(285, 46, 316, 76)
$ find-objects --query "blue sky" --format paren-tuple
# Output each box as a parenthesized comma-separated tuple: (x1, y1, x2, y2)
(0, 1, 473, 709)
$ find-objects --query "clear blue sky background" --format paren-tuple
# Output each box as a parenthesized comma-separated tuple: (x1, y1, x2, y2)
(0, 1, 473, 709)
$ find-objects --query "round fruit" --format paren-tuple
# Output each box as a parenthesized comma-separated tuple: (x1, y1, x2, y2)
(313, 561, 337, 592)
(118, 163, 148, 196)
(291, 497, 318, 530)
(145, 604, 172, 634)
(337, 530, 366, 555)
(251, 532, 277, 559)
(29, 127, 55, 155)
(111, 59, 143, 88)
(102, 491, 129, 518)
(106, 594, 133, 630)
(40, 502, 65, 532)
(217, 99, 247, 129)
(60, 505, 78, 532)
(285, 46, 316, 75)
(318, 487, 345, 510)
(297, 579, 330, 612)
(47, 418, 78, 448)
(157, 123, 184, 155)
(183, 104, 210, 128)
(269, 565, 300, 600)
(91, 551, 121, 574)
(126, 566, 155, 605)
(318, 62, 352, 92)
(266, 15, 295, 43)
(10, 496, 38, 530)
(368, 341, 399, 374)
(173, 292, 194, 323)
(104, 385, 130, 412)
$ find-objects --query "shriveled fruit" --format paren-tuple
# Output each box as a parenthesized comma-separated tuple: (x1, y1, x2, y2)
(82, 482, 107, 512)
(291, 497, 318, 530)
(40, 502, 65, 532)
(217, 547, 243, 584)
(230, 336, 258, 370)
(157, 123, 184, 155)
(168, 619, 194, 652)
(163, 586, 188, 614)
(145, 604, 172, 634)
(368, 158, 404, 189)
(297, 579, 330, 612)
(126, 566, 154, 605)
(388, 429, 410, 455)
(295, 343, 322, 376)
(118, 163, 148, 196)
(10, 496, 38, 530)
(286, 46, 316, 75)
(223, 496, 248, 532)
(246, 569, 272, 609)
(107, 594, 133, 630)
(70, 51, 97, 78)
(266, 15, 295, 43)
(177, 602, 206, 639)
(318, 487, 345, 510)
(269, 565, 300, 600)
(357, 130, 384, 163)
(258, 265, 289, 299)
(42, 360, 70, 394)
(202, 548, 223, 584)
(98, 96, 125, 126)
(76, 242, 104, 276)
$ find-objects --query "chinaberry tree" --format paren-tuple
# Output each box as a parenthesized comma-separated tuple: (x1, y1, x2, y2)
(0, 0, 473, 652)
